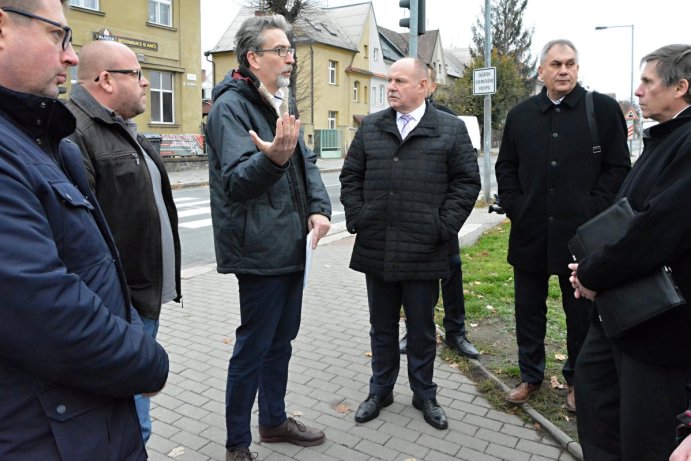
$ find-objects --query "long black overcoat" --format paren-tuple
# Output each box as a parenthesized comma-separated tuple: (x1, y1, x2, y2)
(495, 84, 631, 274)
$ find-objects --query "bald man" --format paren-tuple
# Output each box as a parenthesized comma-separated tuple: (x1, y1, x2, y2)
(340, 57, 480, 429)
(66, 40, 181, 444)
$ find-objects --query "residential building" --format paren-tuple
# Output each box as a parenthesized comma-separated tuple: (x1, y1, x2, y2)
(65, 0, 202, 137)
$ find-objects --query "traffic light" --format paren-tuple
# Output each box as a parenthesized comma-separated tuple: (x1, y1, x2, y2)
(399, 0, 425, 35)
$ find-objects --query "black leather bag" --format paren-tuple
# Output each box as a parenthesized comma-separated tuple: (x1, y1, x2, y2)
(568, 197, 685, 338)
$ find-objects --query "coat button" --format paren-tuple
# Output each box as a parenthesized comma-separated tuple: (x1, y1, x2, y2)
(389, 191, 394, 196)
(555, 107, 561, 113)
(550, 160, 557, 167)
(56, 404, 67, 415)
(393, 156, 399, 161)
(552, 132, 558, 138)
(549, 217, 555, 222)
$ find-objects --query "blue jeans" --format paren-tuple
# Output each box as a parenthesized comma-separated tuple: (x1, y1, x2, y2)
(226, 272, 303, 449)
(135, 317, 159, 444)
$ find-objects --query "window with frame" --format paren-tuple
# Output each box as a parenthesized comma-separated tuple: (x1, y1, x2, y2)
(328, 60, 337, 85)
(70, 0, 99, 9)
(373, 47, 379, 61)
(327, 111, 337, 129)
(364, 45, 368, 59)
(150, 71, 175, 123)
(379, 85, 385, 105)
(353, 81, 360, 102)
(372, 87, 377, 104)
(149, 0, 172, 26)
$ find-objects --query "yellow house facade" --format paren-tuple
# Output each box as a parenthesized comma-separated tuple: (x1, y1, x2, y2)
(64, 0, 202, 137)
(207, 4, 392, 156)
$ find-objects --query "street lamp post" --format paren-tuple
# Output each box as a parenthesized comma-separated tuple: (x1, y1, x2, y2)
(595, 24, 635, 155)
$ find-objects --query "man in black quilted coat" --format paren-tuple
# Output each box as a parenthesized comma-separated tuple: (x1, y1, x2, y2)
(340, 57, 480, 430)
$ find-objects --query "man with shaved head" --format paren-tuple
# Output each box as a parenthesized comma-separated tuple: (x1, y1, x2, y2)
(340, 57, 480, 430)
(66, 39, 181, 444)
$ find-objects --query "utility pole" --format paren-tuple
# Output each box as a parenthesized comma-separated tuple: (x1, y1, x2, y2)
(482, 0, 492, 203)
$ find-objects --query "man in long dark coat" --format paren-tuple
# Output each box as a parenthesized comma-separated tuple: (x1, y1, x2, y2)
(495, 39, 630, 411)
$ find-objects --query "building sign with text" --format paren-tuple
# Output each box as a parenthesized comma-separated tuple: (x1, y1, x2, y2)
(160, 134, 205, 157)
(93, 28, 158, 51)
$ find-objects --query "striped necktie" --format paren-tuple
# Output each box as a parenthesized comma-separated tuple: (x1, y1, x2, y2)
(399, 113, 413, 139)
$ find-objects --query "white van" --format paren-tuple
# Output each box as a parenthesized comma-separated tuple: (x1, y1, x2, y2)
(457, 116, 481, 156)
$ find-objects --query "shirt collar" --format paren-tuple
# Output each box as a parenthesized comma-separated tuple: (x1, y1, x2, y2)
(397, 101, 427, 122)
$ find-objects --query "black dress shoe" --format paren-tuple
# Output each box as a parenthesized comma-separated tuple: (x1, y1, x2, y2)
(354, 393, 393, 423)
(412, 395, 448, 430)
(399, 334, 407, 355)
(445, 335, 480, 359)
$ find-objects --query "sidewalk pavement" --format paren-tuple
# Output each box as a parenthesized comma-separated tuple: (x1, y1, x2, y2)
(151, 159, 580, 460)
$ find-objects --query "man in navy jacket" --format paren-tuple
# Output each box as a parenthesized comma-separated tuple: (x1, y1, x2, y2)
(0, 1, 168, 459)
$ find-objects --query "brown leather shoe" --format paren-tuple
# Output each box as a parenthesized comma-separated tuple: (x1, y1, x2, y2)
(565, 385, 576, 413)
(506, 382, 540, 404)
(259, 417, 325, 447)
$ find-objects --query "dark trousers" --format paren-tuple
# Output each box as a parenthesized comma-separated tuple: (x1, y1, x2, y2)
(514, 269, 590, 385)
(225, 272, 303, 449)
(366, 275, 439, 400)
(441, 252, 467, 338)
(576, 317, 685, 460)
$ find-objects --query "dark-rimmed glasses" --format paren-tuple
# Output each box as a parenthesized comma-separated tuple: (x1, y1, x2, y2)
(94, 69, 143, 83)
(254, 47, 295, 57)
(1, 7, 72, 51)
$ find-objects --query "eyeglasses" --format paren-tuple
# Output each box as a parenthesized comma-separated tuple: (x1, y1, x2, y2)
(1, 7, 72, 51)
(254, 47, 295, 58)
(94, 69, 143, 83)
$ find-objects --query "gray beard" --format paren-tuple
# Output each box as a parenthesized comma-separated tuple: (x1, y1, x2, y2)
(277, 76, 290, 89)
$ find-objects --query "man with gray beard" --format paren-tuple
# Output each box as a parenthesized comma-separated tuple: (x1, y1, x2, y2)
(205, 14, 332, 461)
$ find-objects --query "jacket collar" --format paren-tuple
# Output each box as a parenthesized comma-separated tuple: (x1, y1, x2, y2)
(0, 85, 75, 142)
(644, 105, 691, 140)
(69, 83, 129, 128)
(377, 101, 439, 139)
(537, 83, 585, 112)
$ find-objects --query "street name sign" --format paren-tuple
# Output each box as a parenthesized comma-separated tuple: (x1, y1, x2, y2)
(473, 67, 496, 95)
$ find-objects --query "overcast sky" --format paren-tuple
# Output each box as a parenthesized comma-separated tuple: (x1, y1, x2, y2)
(201, 0, 689, 101)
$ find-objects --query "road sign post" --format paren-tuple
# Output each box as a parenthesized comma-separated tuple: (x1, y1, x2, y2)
(473, 67, 496, 95)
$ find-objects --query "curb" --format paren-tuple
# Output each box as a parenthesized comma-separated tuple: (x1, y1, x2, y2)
(467, 354, 584, 460)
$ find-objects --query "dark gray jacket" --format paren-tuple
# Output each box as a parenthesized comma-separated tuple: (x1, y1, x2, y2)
(206, 69, 331, 274)
(340, 104, 480, 281)
(66, 84, 181, 320)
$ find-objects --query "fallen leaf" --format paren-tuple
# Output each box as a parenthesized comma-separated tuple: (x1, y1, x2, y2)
(404, 458, 417, 461)
(485, 305, 494, 311)
(564, 415, 571, 422)
(550, 375, 565, 389)
(292, 410, 303, 417)
(449, 362, 459, 369)
(533, 422, 542, 430)
(167, 446, 185, 457)
(473, 281, 482, 285)
(335, 403, 351, 414)
(223, 337, 232, 344)
(364, 351, 372, 357)
(469, 323, 478, 328)
(554, 353, 566, 361)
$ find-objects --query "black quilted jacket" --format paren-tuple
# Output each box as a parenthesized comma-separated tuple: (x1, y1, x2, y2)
(340, 104, 480, 281)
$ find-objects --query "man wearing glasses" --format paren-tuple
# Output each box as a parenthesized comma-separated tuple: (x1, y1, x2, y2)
(0, 1, 168, 460)
(65, 39, 181, 446)
(206, 14, 331, 461)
